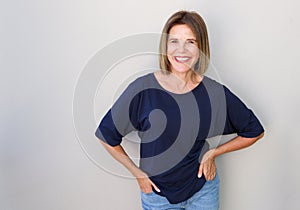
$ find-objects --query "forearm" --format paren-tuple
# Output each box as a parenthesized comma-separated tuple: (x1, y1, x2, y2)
(100, 140, 143, 178)
(100, 140, 161, 192)
(212, 132, 264, 159)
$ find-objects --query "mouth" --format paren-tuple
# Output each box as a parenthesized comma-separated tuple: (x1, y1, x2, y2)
(174, 56, 191, 63)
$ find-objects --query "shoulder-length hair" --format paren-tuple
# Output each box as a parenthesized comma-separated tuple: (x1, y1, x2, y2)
(159, 10, 210, 75)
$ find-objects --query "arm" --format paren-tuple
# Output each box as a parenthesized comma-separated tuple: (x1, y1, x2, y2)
(198, 132, 264, 180)
(100, 140, 160, 193)
(198, 85, 265, 180)
(213, 132, 264, 157)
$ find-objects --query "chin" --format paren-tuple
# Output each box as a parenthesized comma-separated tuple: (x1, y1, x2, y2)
(171, 66, 191, 73)
(170, 61, 195, 73)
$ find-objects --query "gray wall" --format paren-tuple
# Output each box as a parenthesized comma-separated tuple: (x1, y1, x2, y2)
(1, 0, 299, 209)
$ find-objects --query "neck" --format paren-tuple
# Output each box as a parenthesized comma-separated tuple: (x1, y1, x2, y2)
(170, 69, 197, 84)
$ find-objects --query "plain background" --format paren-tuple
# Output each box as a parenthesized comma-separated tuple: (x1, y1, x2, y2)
(1, 0, 300, 209)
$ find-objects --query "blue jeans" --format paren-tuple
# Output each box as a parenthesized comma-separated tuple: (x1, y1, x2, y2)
(141, 172, 220, 210)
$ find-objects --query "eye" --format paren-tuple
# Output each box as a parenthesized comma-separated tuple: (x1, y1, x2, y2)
(169, 39, 178, 44)
(188, 40, 197, 45)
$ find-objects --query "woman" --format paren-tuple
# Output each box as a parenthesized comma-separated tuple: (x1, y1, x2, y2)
(95, 10, 264, 210)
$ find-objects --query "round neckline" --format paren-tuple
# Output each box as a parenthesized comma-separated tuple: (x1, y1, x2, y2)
(151, 72, 205, 96)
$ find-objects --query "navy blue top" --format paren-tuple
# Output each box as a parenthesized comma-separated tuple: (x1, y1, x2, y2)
(95, 73, 264, 204)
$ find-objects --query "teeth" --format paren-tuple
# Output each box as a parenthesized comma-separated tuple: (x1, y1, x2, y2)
(175, 57, 189, 62)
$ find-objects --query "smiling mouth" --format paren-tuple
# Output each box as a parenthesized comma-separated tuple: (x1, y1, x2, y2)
(174, 56, 190, 63)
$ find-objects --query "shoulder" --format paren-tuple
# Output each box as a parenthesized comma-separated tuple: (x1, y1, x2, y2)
(202, 76, 227, 96)
(132, 72, 154, 85)
(202, 76, 243, 106)
(202, 76, 224, 88)
(116, 73, 156, 99)
(203, 76, 234, 95)
(126, 72, 156, 91)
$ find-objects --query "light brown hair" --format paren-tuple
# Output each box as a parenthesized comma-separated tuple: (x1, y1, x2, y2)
(159, 10, 210, 75)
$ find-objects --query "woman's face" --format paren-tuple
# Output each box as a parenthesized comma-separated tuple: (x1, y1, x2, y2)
(167, 24, 199, 74)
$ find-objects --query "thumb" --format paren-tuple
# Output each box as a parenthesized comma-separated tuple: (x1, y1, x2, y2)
(149, 179, 161, 192)
(198, 163, 203, 178)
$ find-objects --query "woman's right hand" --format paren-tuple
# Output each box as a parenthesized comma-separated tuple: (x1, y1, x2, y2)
(99, 142, 160, 194)
(135, 171, 160, 194)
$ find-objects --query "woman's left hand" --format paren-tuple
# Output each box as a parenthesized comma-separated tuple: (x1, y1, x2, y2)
(198, 149, 216, 181)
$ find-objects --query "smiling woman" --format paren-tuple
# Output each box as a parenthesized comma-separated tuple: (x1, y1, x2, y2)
(159, 10, 210, 76)
(167, 25, 200, 73)
(95, 10, 264, 210)
(155, 24, 202, 94)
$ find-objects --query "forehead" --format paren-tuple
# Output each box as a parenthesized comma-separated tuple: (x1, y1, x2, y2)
(168, 24, 196, 39)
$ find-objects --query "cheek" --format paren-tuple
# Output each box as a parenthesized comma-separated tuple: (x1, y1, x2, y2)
(191, 49, 200, 60)
(188, 45, 199, 55)
(167, 55, 173, 64)
(166, 49, 175, 63)
(195, 52, 200, 60)
(167, 44, 176, 55)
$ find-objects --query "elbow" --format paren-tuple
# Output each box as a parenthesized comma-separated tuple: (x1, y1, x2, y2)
(253, 131, 265, 143)
(257, 131, 265, 140)
(243, 131, 264, 146)
(99, 139, 113, 149)
(99, 139, 121, 150)
(99, 139, 108, 146)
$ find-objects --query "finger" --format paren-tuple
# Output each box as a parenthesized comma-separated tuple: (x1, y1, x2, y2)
(140, 181, 153, 193)
(143, 186, 153, 194)
(142, 188, 152, 194)
(149, 179, 161, 192)
(206, 164, 214, 180)
(205, 163, 216, 181)
(211, 166, 216, 180)
(207, 171, 215, 180)
(198, 163, 203, 178)
(203, 162, 208, 179)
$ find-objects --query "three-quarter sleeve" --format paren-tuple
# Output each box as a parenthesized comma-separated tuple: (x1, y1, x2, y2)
(95, 82, 141, 146)
(223, 86, 264, 138)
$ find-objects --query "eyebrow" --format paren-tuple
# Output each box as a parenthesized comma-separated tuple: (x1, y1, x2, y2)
(168, 38, 197, 42)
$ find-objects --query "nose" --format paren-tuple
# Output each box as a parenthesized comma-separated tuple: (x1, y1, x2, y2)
(177, 41, 187, 53)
